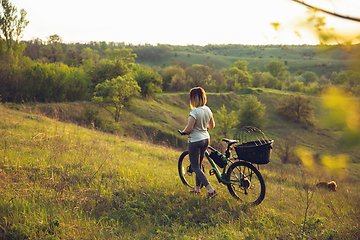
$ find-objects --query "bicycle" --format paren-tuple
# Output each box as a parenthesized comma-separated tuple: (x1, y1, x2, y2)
(177, 129, 273, 205)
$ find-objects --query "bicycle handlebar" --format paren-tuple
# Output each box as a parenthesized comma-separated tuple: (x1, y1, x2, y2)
(208, 145, 216, 151)
(177, 129, 188, 135)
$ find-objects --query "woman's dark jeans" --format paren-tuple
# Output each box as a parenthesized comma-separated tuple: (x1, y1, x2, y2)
(188, 139, 209, 187)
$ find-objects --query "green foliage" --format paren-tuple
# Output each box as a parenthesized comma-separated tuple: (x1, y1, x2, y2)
(105, 47, 136, 62)
(304, 84, 320, 94)
(40, 34, 64, 63)
(288, 81, 304, 92)
(65, 67, 91, 101)
(177, 64, 227, 92)
(89, 48, 136, 88)
(234, 60, 249, 71)
(79, 105, 100, 126)
(215, 104, 237, 138)
(265, 60, 288, 78)
(132, 44, 172, 61)
(0, 0, 29, 49)
(89, 59, 129, 88)
(160, 65, 186, 91)
(277, 94, 315, 125)
(185, 64, 211, 87)
(24, 62, 90, 102)
(237, 95, 267, 129)
(263, 72, 281, 89)
(301, 71, 319, 86)
(93, 75, 140, 122)
(334, 73, 349, 85)
(0, 43, 29, 102)
(224, 61, 252, 91)
(132, 65, 162, 98)
(251, 72, 268, 88)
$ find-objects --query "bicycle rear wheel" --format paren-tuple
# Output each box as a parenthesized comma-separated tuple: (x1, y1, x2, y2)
(226, 161, 265, 205)
(178, 151, 204, 189)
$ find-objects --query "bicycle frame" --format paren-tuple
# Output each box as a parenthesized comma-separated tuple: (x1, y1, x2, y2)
(204, 146, 244, 187)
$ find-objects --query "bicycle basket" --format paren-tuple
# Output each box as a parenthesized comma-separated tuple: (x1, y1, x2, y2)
(234, 126, 274, 164)
(234, 140, 273, 164)
(209, 151, 226, 168)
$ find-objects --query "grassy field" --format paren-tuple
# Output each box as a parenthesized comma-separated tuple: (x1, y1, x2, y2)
(1, 89, 360, 239)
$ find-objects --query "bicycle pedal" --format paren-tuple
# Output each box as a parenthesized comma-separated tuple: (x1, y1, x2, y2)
(209, 169, 216, 175)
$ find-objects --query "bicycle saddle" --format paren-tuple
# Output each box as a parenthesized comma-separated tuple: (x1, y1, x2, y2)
(222, 139, 239, 144)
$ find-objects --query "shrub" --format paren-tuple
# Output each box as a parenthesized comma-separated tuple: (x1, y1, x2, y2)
(277, 94, 315, 125)
(237, 95, 267, 129)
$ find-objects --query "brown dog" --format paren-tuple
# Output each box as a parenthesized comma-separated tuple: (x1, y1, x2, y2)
(315, 181, 337, 191)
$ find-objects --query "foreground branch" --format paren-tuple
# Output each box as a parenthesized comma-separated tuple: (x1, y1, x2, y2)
(290, 0, 360, 23)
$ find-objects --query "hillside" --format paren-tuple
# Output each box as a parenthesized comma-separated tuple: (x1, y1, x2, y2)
(1, 93, 360, 239)
(17, 89, 360, 165)
(135, 44, 359, 76)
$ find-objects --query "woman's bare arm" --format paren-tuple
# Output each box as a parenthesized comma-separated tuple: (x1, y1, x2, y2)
(208, 116, 215, 130)
(182, 116, 196, 134)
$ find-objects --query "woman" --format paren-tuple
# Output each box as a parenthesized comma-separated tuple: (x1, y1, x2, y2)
(180, 87, 216, 199)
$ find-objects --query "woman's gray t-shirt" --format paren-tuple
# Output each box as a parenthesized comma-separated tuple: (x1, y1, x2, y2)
(188, 106, 212, 143)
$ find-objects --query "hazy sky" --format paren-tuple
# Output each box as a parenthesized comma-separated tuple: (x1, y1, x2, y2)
(10, 0, 360, 45)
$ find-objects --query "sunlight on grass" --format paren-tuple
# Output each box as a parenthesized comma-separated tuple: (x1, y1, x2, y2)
(1, 92, 360, 239)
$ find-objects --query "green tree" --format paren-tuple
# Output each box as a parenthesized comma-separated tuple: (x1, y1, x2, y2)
(300, 71, 319, 86)
(216, 104, 237, 138)
(169, 73, 187, 92)
(265, 60, 288, 78)
(0, 0, 29, 49)
(160, 65, 186, 91)
(237, 95, 267, 129)
(92, 75, 140, 123)
(334, 73, 349, 85)
(24, 62, 90, 102)
(234, 60, 249, 71)
(225, 62, 252, 91)
(65, 67, 91, 101)
(263, 72, 281, 89)
(81, 47, 99, 62)
(132, 65, 162, 98)
(40, 34, 64, 63)
(251, 72, 268, 88)
(90, 48, 136, 88)
(276, 94, 315, 125)
(288, 81, 304, 92)
(185, 64, 211, 88)
(0, 43, 32, 102)
(105, 47, 137, 62)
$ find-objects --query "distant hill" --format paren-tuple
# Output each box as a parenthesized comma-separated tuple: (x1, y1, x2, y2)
(134, 44, 360, 76)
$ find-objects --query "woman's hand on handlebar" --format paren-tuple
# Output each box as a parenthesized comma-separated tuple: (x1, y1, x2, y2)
(177, 129, 188, 135)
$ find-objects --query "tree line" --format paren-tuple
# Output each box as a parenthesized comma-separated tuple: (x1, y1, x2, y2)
(1, 0, 360, 108)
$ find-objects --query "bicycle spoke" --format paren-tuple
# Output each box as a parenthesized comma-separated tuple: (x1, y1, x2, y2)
(226, 161, 265, 205)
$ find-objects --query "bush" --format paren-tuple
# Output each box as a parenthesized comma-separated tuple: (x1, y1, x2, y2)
(79, 106, 100, 126)
(237, 95, 267, 129)
(78, 105, 123, 134)
(276, 94, 315, 125)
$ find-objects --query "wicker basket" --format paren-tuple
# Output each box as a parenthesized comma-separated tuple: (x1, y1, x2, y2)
(234, 140, 273, 164)
(233, 126, 274, 165)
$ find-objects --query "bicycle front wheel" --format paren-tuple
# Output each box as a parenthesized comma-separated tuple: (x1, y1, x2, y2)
(178, 151, 204, 189)
(226, 161, 265, 205)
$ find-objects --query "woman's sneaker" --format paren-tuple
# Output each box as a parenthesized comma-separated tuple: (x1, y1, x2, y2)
(189, 188, 200, 194)
(207, 190, 217, 199)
